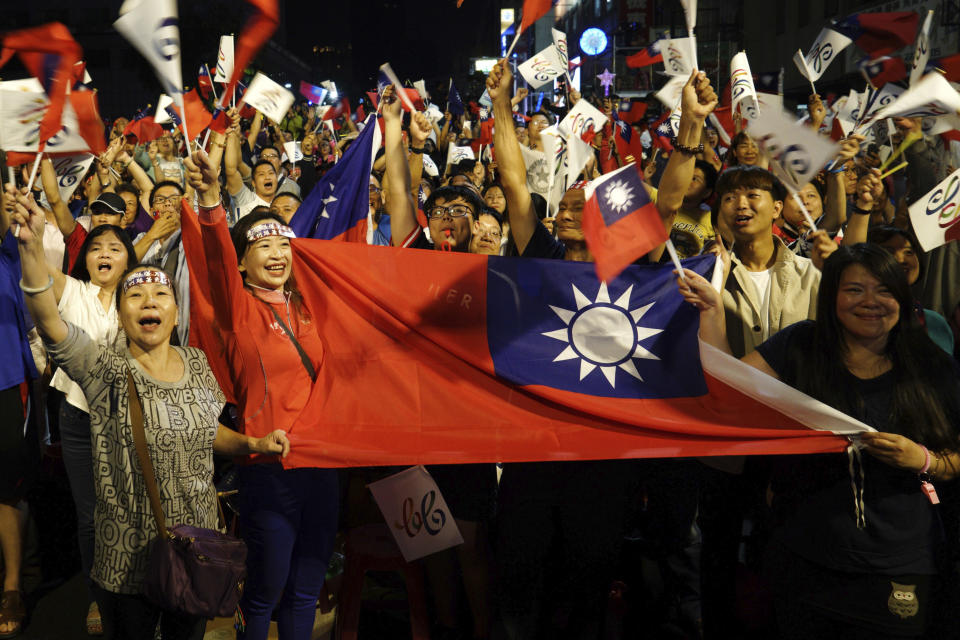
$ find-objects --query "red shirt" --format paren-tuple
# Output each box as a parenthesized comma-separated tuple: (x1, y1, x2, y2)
(198, 204, 325, 455)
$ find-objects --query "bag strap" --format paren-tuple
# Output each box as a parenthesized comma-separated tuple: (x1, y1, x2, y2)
(127, 370, 168, 537)
(268, 306, 317, 382)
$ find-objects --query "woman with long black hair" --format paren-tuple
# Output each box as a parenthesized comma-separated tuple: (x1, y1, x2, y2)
(678, 243, 960, 638)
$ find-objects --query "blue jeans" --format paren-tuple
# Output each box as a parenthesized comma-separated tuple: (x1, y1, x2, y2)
(59, 401, 95, 595)
(237, 464, 339, 640)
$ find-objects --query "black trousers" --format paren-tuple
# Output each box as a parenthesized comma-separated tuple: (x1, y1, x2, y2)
(93, 585, 206, 640)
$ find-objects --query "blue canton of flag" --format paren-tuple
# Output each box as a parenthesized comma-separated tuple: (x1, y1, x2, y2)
(448, 79, 465, 116)
(133, 105, 152, 120)
(164, 105, 182, 126)
(377, 70, 392, 97)
(612, 113, 632, 143)
(288, 114, 381, 240)
(486, 255, 714, 399)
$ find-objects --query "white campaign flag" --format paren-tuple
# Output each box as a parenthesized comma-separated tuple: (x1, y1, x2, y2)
(867, 73, 960, 128)
(368, 466, 464, 562)
(661, 37, 697, 76)
(909, 168, 960, 251)
(154, 94, 174, 123)
(241, 73, 295, 124)
(750, 107, 839, 192)
(282, 141, 303, 163)
(730, 51, 760, 120)
(795, 28, 852, 82)
(679, 0, 697, 33)
(835, 90, 861, 137)
(320, 80, 337, 99)
(215, 35, 234, 83)
(552, 28, 569, 76)
(854, 84, 905, 133)
(518, 45, 566, 89)
(414, 79, 428, 102)
(0, 81, 92, 154)
(51, 154, 95, 202)
(570, 59, 581, 92)
(654, 75, 686, 110)
(756, 92, 783, 114)
(542, 125, 593, 217)
(447, 144, 475, 166)
(114, 0, 185, 128)
(909, 10, 934, 87)
(558, 98, 608, 142)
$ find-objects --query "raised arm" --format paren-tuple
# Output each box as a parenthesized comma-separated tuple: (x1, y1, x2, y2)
(489, 59, 537, 254)
(382, 87, 418, 246)
(246, 111, 263, 152)
(117, 147, 155, 198)
(843, 168, 882, 245)
(224, 109, 246, 196)
(676, 267, 778, 377)
(9, 187, 68, 344)
(184, 149, 245, 330)
(821, 135, 862, 232)
(408, 111, 431, 202)
(39, 156, 78, 239)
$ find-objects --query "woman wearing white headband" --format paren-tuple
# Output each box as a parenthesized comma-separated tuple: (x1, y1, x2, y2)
(184, 149, 339, 640)
(10, 188, 289, 640)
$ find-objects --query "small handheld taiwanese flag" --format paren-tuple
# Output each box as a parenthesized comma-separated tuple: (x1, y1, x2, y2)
(581, 164, 666, 282)
(299, 80, 327, 104)
(198, 64, 213, 99)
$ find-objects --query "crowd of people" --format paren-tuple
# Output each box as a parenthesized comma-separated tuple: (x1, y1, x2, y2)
(1, 35, 960, 640)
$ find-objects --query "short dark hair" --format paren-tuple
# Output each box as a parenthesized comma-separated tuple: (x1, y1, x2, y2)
(149, 180, 184, 207)
(714, 166, 785, 203)
(424, 185, 484, 216)
(71, 225, 137, 283)
(116, 182, 140, 199)
(271, 192, 302, 206)
(477, 206, 503, 227)
(252, 160, 278, 176)
(694, 160, 718, 195)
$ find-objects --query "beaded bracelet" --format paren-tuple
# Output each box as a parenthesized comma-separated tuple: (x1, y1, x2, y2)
(672, 139, 704, 155)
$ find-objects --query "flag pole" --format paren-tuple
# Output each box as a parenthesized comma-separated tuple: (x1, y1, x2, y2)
(505, 29, 522, 58)
(25, 152, 43, 192)
(206, 64, 219, 103)
(665, 239, 686, 282)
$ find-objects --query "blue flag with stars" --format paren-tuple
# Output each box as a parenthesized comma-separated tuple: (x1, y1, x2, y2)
(288, 114, 382, 241)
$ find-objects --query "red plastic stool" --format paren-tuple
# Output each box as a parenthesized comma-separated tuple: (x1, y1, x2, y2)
(334, 523, 430, 640)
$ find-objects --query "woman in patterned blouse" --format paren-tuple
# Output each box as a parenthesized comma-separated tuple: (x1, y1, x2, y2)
(9, 186, 289, 640)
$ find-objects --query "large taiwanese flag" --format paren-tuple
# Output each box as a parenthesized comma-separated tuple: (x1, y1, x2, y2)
(834, 11, 918, 57)
(270, 245, 859, 469)
(288, 113, 381, 241)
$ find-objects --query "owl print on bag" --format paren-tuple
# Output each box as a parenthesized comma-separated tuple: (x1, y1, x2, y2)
(887, 582, 919, 619)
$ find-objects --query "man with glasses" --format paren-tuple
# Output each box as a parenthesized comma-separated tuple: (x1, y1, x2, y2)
(381, 85, 496, 639)
(393, 184, 482, 252)
(130, 181, 190, 344)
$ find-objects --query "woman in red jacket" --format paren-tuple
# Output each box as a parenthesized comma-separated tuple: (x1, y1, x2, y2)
(185, 152, 338, 640)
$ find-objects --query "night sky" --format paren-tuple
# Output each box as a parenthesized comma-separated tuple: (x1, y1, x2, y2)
(3, 0, 503, 119)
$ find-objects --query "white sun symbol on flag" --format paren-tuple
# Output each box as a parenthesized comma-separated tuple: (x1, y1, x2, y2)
(604, 180, 634, 214)
(542, 282, 662, 388)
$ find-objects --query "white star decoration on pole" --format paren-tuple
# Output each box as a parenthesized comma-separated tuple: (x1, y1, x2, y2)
(542, 282, 662, 388)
